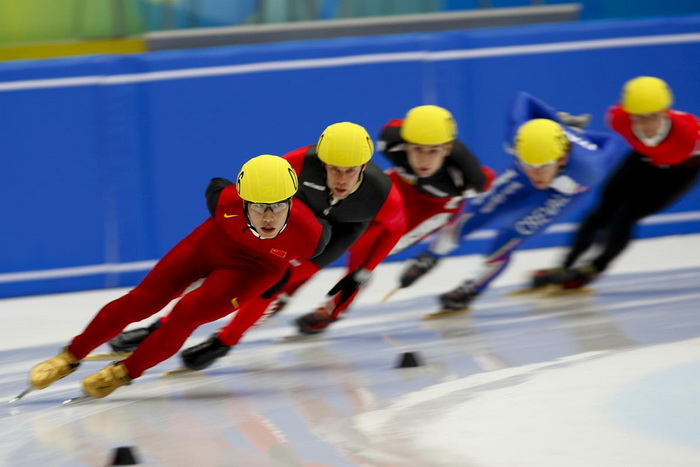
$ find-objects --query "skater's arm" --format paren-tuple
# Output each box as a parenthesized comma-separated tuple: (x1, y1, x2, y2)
(205, 178, 234, 216)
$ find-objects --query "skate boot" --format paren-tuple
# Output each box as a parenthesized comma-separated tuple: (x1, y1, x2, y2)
(266, 292, 290, 318)
(424, 282, 479, 319)
(82, 362, 132, 398)
(530, 267, 567, 289)
(181, 334, 231, 371)
(439, 281, 480, 311)
(30, 347, 80, 390)
(560, 265, 599, 290)
(108, 319, 161, 353)
(399, 252, 439, 288)
(295, 309, 335, 335)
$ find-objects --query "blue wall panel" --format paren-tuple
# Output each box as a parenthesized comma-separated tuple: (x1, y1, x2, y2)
(0, 15, 698, 297)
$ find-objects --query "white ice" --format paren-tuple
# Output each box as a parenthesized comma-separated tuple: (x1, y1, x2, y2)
(1, 233, 699, 466)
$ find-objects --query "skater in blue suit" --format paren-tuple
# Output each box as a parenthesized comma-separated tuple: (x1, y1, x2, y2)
(397, 92, 625, 315)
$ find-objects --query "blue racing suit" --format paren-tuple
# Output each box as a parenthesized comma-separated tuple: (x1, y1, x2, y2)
(428, 92, 625, 293)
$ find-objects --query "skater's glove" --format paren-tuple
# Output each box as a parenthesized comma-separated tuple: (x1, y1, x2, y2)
(327, 268, 372, 306)
(181, 333, 231, 371)
(556, 111, 591, 131)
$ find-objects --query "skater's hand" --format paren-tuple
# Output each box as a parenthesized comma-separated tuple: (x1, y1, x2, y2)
(556, 111, 591, 131)
(327, 268, 372, 306)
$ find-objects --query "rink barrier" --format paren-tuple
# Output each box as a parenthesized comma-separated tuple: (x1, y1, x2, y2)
(1, 211, 698, 294)
(1, 15, 699, 297)
(3, 32, 700, 93)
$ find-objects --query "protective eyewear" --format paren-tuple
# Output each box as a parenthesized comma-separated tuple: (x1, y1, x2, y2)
(248, 201, 290, 214)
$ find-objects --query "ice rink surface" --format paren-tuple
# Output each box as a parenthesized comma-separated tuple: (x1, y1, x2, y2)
(1, 234, 699, 466)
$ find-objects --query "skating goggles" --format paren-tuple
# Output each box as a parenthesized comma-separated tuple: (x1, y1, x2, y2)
(248, 200, 290, 214)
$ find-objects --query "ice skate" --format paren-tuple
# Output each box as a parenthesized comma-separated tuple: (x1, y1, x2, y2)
(425, 282, 479, 319)
(160, 368, 198, 378)
(266, 293, 290, 317)
(108, 320, 161, 353)
(508, 267, 566, 295)
(180, 334, 231, 371)
(399, 252, 439, 288)
(29, 347, 80, 390)
(538, 286, 594, 297)
(84, 352, 133, 361)
(539, 265, 598, 296)
(82, 362, 132, 398)
(562, 265, 598, 288)
(295, 309, 335, 335)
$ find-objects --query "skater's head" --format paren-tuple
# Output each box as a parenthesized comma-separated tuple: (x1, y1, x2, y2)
(515, 118, 569, 190)
(316, 122, 373, 200)
(401, 105, 457, 178)
(237, 155, 298, 239)
(621, 76, 672, 139)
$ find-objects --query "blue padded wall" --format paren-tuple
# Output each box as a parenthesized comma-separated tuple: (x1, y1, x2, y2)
(1, 15, 698, 297)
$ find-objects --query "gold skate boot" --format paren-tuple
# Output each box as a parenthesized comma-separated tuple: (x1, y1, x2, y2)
(30, 347, 80, 390)
(82, 362, 132, 398)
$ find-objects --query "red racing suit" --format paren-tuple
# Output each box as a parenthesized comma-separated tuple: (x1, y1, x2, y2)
(347, 119, 495, 283)
(607, 105, 700, 167)
(561, 105, 700, 272)
(217, 145, 406, 345)
(216, 125, 493, 342)
(68, 184, 328, 378)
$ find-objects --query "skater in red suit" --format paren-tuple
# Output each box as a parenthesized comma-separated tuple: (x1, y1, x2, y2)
(110, 122, 406, 370)
(320, 105, 495, 314)
(28, 155, 330, 399)
(249, 106, 492, 325)
(538, 76, 700, 289)
(175, 109, 494, 371)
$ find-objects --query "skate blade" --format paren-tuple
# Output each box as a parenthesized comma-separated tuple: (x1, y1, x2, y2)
(62, 395, 96, 406)
(83, 352, 133, 361)
(381, 287, 401, 302)
(507, 285, 554, 296)
(160, 368, 197, 377)
(275, 333, 323, 343)
(423, 308, 470, 320)
(538, 287, 594, 297)
(8, 388, 32, 404)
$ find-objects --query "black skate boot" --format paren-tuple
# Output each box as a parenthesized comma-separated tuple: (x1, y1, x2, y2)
(400, 252, 439, 288)
(295, 310, 335, 335)
(181, 334, 231, 371)
(530, 267, 567, 289)
(560, 265, 599, 290)
(424, 281, 479, 319)
(439, 281, 480, 311)
(108, 319, 161, 353)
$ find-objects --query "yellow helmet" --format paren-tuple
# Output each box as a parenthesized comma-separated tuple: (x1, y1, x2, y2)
(621, 76, 673, 114)
(514, 119, 568, 166)
(401, 105, 457, 145)
(236, 155, 298, 203)
(316, 122, 374, 167)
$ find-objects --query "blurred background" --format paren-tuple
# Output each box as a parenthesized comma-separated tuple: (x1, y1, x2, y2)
(2, 0, 700, 48)
(1, 0, 699, 297)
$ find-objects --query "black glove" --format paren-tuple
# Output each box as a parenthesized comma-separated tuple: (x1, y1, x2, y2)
(180, 334, 231, 371)
(556, 111, 591, 131)
(327, 268, 372, 306)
